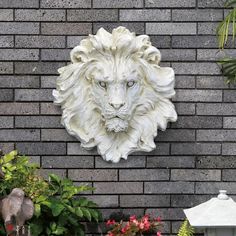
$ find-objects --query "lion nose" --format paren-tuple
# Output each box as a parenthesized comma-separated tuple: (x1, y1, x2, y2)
(110, 102, 125, 109)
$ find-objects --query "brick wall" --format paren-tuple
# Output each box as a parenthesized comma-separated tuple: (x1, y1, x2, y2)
(0, 0, 236, 235)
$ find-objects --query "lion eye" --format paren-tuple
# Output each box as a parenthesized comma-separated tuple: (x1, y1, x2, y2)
(99, 81, 107, 89)
(127, 81, 136, 88)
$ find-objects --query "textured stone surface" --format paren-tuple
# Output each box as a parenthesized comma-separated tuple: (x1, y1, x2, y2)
(147, 23, 197, 35)
(16, 36, 65, 48)
(93, 0, 143, 8)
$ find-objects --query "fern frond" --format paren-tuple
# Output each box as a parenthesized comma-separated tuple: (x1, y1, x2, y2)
(217, 8, 236, 48)
(177, 219, 194, 236)
(225, 0, 236, 7)
(219, 57, 236, 83)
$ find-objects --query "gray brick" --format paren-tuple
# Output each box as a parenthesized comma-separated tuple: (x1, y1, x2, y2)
(161, 49, 196, 62)
(0, 9, 13, 21)
(0, 0, 39, 8)
(174, 103, 195, 115)
(15, 9, 65, 21)
(172, 116, 222, 128)
(197, 130, 236, 141)
(224, 117, 236, 128)
(175, 76, 195, 88)
(171, 195, 213, 208)
(198, 23, 219, 35)
(68, 143, 98, 155)
(42, 155, 94, 168)
(67, 36, 86, 48)
(119, 169, 169, 181)
(68, 9, 118, 21)
(156, 129, 195, 142)
(145, 182, 194, 194)
(145, 0, 196, 8)
(15, 89, 53, 101)
(95, 156, 145, 168)
(120, 9, 170, 21)
(16, 142, 66, 155)
(197, 49, 236, 61)
(15, 116, 61, 128)
(0, 103, 39, 115)
(0, 76, 39, 88)
(171, 169, 221, 181)
(150, 36, 171, 49)
(172, 36, 218, 48)
(94, 182, 143, 194)
(42, 129, 76, 141)
(0, 49, 39, 61)
(0, 116, 13, 128)
(146, 23, 196, 35)
(222, 170, 236, 181)
(41, 0, 91, 8)
(87, 195, 118, 208)
(41, 76, 57, 88)
(0, 143, 14, 154)
(146, 208, 185, 221)
(41, 49, 70, 61)
(197, 156, 236, 169)
(93, 23, 144, 35)
(222, 143, 236, 155)
(93, 0, 143, 8)
(196, 182, 236, 194)
(224, 90, 236, 102)
(198, 0, 225, 8)
(174, 89, 222, 102)
(172, 63, 221, 75)
(69, 169, 117, 181)
(173, 9, 223, 22)
(120, 195, 170, 207)
(197, 103, 236, 115)
(16, 36, 65, 48)
(0, 89, 13, 101)
(0, 36, 13, 48)
(40, 103, 62, 115)
(15, 62, 65, 75)
(196, 76, 227, 88)
(41, 23, 91, 35)
(140, 143, 170, 155)
(147, 156, 195, 168)
(0, 23, 39, 34)
(171, 143, 221, 155)
(40, 169, 67, 179)
(0, 129, 40, 141)
(0, 62, 13, 74)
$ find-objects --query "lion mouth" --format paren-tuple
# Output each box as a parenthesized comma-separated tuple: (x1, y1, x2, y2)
(105, 117, 129, 133)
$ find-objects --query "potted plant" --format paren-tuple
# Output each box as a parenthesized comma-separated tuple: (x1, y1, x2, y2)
(0, 150, 102, 236)
(106, 214, 162, 236)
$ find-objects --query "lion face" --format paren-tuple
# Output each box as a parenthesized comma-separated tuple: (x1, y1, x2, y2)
(53, 26, 177, 163)
(89, 60, 142, 133)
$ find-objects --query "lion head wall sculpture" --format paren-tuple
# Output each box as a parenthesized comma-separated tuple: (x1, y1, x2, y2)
(53, 26, 177, 163)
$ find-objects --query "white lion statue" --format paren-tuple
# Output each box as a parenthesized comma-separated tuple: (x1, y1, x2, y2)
(53, 26, 177, 163)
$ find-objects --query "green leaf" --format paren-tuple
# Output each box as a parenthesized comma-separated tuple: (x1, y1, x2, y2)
(3, 150, 17, 163)
(75, 207, 83, 217)
(51, 203, 65, 217)
(49, 174, 61, 184)
(81, 208, 92, 221)
(34, 203, 41, 217)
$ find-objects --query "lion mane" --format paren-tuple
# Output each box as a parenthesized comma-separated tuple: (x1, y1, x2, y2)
(53, 27, 177, 163)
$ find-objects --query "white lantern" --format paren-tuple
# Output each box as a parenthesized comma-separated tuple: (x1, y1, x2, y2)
(184, 190, 236, 236)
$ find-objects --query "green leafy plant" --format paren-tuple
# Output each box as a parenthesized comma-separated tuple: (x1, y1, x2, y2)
(217, 0, 236, 83)
(177, 219, 194, 236)
(0, 150, 102, 236)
